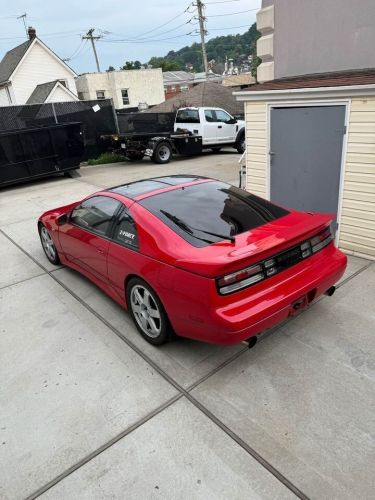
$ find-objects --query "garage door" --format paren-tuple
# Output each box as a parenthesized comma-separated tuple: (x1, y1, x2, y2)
(270, 106, 346, 223)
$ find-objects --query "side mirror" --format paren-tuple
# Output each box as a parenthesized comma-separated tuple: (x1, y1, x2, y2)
(227, 118, 237, 124)
(57, 213, 69, 226)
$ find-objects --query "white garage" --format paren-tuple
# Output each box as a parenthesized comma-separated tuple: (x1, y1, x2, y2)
(235, 70, 375, 260)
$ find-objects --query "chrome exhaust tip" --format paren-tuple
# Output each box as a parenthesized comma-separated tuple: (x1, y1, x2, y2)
(241, 336, 258, 349)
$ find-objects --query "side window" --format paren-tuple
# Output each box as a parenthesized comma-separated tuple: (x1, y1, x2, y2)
(113, 209, 139, 249)
(204, 110, 216, 122)
(175, 109, 200, 123)
(71, 196, 120, 236)
(215, 109, 232, 123)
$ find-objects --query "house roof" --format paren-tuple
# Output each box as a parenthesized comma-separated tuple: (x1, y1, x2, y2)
(163, 71, 195, 84)
(26, 80, 59, 104)
(26, 80, 78, 104)
(145, 82, 244, 115)
(0, 40, 32, 84)
(248, 68, 375, 91)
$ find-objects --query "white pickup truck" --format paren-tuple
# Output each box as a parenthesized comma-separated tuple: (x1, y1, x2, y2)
(174, 107, 246, 154)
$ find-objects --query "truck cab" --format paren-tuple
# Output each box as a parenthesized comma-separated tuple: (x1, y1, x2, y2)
(174, 107, 245, 153)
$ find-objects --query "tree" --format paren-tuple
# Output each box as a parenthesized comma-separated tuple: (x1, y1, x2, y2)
(120, 60, 143, 70)
(148, 57, 182, 71)
(146, 24, 260, 74)
(106, 65, 115, 72)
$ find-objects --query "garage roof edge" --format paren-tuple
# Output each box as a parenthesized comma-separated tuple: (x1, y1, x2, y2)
(234, 84, 375, 101)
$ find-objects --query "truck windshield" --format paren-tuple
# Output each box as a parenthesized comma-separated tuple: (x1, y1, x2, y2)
(176, 109, 200, 123)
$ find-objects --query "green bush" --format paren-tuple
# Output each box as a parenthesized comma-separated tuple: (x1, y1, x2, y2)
(87, 152, 126, 166)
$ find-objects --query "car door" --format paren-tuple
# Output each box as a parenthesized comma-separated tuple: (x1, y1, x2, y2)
(106, 206, 141, 300)
(214, 109, 236, 143)
(58, 195, 121, 283)
(203, 109, 219, 145)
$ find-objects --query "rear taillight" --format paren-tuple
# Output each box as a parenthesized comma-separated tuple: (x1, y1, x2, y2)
(216, 223, 334, 295)
(217, 264, 264, 294)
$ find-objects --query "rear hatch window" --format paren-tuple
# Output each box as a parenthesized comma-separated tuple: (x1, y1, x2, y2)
(139, 181, 289, 247)
(175, 109, 200, 123)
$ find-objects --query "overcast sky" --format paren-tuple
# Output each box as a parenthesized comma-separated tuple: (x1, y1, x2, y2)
(0, 0, 259, 74)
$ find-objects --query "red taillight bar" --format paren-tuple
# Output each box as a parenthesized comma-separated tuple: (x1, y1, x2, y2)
(216, 224, 334, 295)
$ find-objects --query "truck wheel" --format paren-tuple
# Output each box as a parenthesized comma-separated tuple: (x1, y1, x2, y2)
(236, 135, 246, 154)
(152, 142, 172, 164)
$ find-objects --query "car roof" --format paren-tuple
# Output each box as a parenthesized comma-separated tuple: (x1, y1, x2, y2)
(107, 175, 210, 200)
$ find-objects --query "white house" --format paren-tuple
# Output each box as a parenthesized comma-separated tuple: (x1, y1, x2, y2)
(0, 27, 78, 106)
(76, 69, 165, 109)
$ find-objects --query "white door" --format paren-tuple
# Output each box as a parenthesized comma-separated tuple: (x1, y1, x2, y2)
(202, 109, 219, 145)
(214, 109, 236, 142)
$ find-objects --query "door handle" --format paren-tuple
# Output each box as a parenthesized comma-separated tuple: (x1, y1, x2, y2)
(218, 125, 222, 129)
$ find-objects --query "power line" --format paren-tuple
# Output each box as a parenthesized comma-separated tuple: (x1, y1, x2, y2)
(207, 7, 259, 17)
(100, 32, 197, 44)
(208, 23, 252, 31)
(131, 4, 193, 39)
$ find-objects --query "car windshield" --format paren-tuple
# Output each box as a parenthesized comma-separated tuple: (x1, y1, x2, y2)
(139, 181, 290, 247)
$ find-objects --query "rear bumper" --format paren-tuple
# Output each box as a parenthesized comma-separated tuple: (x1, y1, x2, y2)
(175, 243, 347, 345)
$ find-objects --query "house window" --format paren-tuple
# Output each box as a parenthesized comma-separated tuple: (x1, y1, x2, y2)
(171, 86, 176, 92)
(121, 89, 130, 105)
(58, 79, 68, 88)
(180, 85, 189, 92)
(96, 90, 106, 100)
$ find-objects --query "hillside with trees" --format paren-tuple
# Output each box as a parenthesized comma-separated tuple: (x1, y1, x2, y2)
(112, 23, 260, 75)
(148, 23, 260, 74)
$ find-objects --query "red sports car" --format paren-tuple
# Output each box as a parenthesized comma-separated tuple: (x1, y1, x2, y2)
(38, 175, 347, 346)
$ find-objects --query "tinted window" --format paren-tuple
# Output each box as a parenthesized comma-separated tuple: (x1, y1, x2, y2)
(139, 181, 289, 247)
(215, 109, 232, 123)
(71, 196, 120, 236)
(175, 109, 200, 123)
(113, 209, 139, 249)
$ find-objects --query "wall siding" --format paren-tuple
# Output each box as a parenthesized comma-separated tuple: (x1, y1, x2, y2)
(0, 87, 10, 106)
(11, 41, 77, 104)
(245, 101, 268, 197)
(46, 85, 78, 103)
(339, 96, 375, 258)
(75, 69, 165, 109)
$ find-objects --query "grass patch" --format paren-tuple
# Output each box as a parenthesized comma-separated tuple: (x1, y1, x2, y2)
(87, 152, 126, 166)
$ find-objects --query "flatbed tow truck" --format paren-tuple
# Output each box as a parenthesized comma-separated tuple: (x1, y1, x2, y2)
(102, 107, 245, 164)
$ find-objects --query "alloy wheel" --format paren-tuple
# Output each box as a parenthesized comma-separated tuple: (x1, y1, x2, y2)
(130, 285, 162, 338)
(40, 226, 56, 262)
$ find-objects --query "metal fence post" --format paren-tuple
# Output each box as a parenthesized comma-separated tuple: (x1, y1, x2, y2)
(110, 98, 119, 134)
(51, 102, 58, 124)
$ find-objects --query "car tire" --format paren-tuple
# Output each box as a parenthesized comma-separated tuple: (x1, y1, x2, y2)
(39, 224, 60, 265)
(126, 277, 172, 345)
(236, 134, 246, 154)
(152, 141, 172, 164)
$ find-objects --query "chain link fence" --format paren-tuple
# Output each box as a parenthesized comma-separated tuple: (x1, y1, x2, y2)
(0, 99, 118, 159)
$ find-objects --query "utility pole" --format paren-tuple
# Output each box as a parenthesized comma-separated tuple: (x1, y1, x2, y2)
(196, 0, 209, 79)
(17, 13, 28, 38)
(82, 28, 102, 72)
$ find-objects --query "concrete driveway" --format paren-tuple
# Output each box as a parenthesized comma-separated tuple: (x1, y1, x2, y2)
(0, 152, 374, 500)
